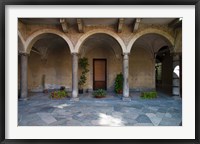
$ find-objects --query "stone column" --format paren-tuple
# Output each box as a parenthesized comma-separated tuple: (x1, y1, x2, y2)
(20, 53, 28, 100)
(71, 53, 79, 101)
(122, 53, 131, 101)
(172, 53, 181, 97)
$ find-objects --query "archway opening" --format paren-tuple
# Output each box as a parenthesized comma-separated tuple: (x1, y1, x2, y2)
(79, 33, 123, 92)
(27, 33, 72, 93)
(129, 33, 173, 95)
(155, 46, 173, 95)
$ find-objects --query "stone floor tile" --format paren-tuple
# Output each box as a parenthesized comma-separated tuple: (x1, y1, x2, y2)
(37, 113, 57, 124)
(18, 92, 182, 126)
(136, 115, 152, 123)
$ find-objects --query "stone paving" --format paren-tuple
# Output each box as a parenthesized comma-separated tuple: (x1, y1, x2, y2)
(18, 92, 182, 126)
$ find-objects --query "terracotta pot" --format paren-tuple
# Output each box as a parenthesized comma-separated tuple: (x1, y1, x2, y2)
(95, 95, 105, 98)
(118, 90, 123, 94)
(43, 89, 48, 93)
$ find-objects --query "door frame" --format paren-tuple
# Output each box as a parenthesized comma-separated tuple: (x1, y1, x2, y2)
(93, 59, 107, 90)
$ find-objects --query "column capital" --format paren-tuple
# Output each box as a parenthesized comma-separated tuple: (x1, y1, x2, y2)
(123, 52, 130, 56)
(123, 53, 129, 60)
(18, 52, 29, 56)
(71, 52, 79, 56)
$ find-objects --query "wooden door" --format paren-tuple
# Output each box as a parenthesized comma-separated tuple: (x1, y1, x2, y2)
(93, 59, 107, 90)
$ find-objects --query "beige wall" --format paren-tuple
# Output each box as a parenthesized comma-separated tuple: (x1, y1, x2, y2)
(20, 43, 173, 92)
(27, 46, 72, 92)
(129, 47, 155, 91)
(84, 46, 123, 91)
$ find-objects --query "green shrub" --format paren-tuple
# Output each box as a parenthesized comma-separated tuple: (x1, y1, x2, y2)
(93, 89, 106, 98)
(78, 57, 89, 90)
(50, 90, 68, 99)
(141, 91, 157, 99)
(114, 73, 123, 94)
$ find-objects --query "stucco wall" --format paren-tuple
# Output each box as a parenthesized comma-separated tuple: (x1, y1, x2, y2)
(27, 46, 72, 92)
(84, 46, 122, 91)
(129, 47, 155, 91)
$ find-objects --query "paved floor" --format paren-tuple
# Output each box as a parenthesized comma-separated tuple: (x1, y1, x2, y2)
(18, 92, 182, 126)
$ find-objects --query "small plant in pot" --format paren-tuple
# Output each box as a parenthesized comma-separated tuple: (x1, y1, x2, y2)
(50, 90, 68, 99)
(78, 57, 89, 94)
(140, 91, 157, 99)
(114, 73, 123, 94)
(93, 89, 106, 98)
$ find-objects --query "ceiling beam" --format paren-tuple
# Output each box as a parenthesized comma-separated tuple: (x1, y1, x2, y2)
(60, 18, 68, 33)
(77, 18, 84, 33)
(133, 18, 141, 32)
(118, 18, 124, 33)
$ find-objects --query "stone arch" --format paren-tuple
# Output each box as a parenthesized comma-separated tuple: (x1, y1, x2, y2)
(25, 29, 74, 54)
(74, 29, 126, 53)
(127, 28, 175, 53)
(18, 31, 25, 53)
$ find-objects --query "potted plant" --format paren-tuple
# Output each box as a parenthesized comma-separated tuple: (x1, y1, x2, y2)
(78, 57, 89, 94)
(114, 73, 123, 94)
(50, 89, 68, 99)
(93, 89, 106, 98)
(140, 91, 157, 99)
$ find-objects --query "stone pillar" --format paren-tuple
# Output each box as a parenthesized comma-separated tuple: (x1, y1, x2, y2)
(172, 53, 181, 97)
(122, 53, 131, 101)
(71, 53, 79, 101)
(20, 53, 28, 100)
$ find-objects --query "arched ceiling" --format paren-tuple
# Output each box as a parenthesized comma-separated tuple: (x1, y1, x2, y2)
(31, 34, 70, 59)
(80, 33, 122, 58)
(131, 33, 172, 57)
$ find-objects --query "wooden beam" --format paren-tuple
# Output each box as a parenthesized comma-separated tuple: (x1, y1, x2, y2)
(118, 18, 124, 33)
(133, 18, 141, 32)
(60, 18, 68, 33)
(77, 18, 84, 33)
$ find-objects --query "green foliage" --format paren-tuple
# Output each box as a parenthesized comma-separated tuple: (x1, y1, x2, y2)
(141, 91, 157, 99)
(93, 89, 106, 98)
(50, 90, 68, 99)
(114, 73, 123, 94)
(78, 57, 89, 89)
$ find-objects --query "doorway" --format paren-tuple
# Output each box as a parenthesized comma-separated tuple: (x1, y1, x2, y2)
(93, 59, 107, 90)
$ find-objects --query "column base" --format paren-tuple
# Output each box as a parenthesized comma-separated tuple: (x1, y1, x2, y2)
(19, 97, 28, 101)
(70, 97, 79, 101)
(122, 97, 131, 101)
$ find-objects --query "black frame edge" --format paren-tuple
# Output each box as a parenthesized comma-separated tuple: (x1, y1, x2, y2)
(0, 0, 5, 144)
(1, 0, 199, 144)
(0, 0, 199, 5)
(195, 1, 200, 144)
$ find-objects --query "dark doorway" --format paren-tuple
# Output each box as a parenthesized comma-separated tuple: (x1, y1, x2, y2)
(155, 46, 173, 95)
(93, 59, 107, 90)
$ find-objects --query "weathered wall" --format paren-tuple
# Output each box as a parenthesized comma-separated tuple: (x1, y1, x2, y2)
(27, 46, 72, 92)
(129, 47, 155, 91)
(84, 46, 122, 91)
(174, 28, 182, 53)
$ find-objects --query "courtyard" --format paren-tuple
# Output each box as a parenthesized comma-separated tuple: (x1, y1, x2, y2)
(18, 92, 182, 126)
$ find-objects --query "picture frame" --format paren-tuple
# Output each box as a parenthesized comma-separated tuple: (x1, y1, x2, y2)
(0, 0, 199, 143)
